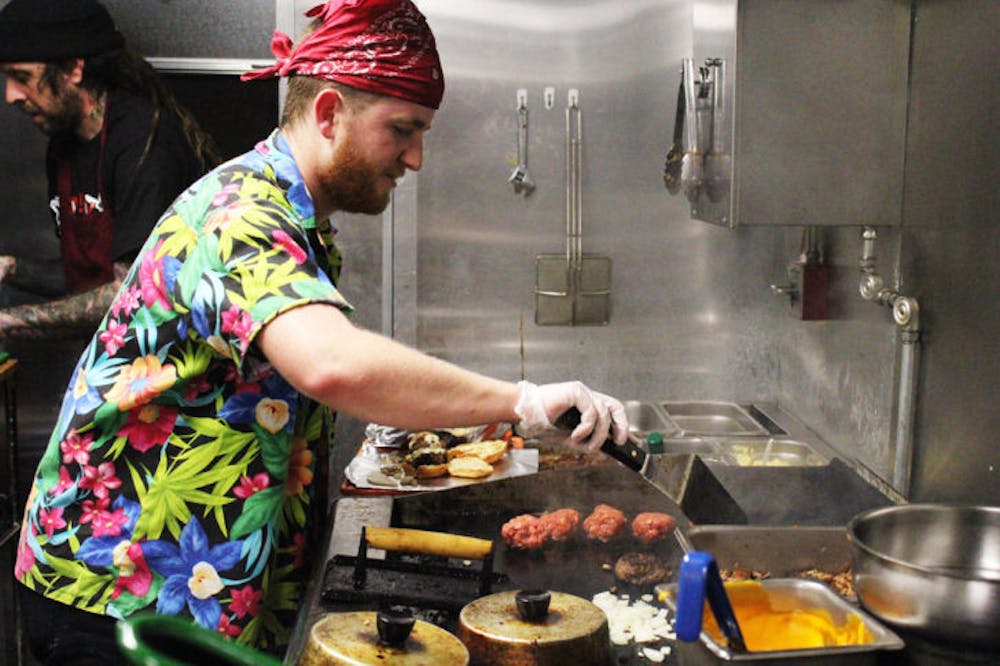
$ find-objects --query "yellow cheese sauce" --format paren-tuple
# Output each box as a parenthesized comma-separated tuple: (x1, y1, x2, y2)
(700, 581, 873, 652)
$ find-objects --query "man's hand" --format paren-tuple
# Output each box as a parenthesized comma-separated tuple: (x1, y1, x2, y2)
(513, 380, 629, 450)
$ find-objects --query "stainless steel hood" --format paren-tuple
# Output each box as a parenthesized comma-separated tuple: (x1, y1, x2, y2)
(672, 0, 911, 227)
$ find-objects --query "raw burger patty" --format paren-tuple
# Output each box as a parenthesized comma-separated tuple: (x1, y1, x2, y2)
(631, 512, 676, 543)
(501, 514, 551, 549)
(582, 504, 628, 542)
(539, 508, 581, 541)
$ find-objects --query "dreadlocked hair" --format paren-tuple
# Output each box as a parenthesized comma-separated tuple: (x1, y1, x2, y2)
(68, 47, 222, 172)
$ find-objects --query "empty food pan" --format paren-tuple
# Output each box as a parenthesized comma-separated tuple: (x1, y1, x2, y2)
(624, 401, 677, 439)
(661, 401, 768, 437)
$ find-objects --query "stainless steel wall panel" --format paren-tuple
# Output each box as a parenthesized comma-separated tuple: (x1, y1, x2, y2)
(414, 1, 783, 402)
(775, 226, 901, 480)
(102, 0, 275, 59)
(898, 0, 1000, 503)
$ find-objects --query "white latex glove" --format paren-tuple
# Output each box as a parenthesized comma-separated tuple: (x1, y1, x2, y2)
(513, 380, 629, 451)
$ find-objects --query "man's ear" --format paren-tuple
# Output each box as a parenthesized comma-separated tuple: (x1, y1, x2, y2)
(314, 87, 346, 140)
(66, 58, 85, 85)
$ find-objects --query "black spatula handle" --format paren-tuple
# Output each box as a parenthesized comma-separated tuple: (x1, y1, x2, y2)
(554, 407, 647, 472)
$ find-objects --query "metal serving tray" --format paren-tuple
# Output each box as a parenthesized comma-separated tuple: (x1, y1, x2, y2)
(661, 401, 768, 437)
(714, 439, 829, 467)
(624, 400, 678, 439)
(658, 578, 903, 665)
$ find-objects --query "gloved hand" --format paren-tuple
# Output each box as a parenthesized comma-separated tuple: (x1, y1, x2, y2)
(514, 380, 629, 451)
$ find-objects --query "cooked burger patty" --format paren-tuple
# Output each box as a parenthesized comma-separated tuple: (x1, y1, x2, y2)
(614, 552, 669, 586)
(405, 447, 447, 467)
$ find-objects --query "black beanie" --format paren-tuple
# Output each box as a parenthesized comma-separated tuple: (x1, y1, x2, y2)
(0, 0, 125, 62)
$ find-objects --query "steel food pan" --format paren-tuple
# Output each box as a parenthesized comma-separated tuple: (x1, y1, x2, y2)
(624, 400, 678, 439)
(658, 439, 730, 464)
(713, 439, 828, 467)
(659, 578, 902, 665)
(661, 402, 768, 437)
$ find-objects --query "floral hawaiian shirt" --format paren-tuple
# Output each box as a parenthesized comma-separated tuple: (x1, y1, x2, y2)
(15, 130, 353, 652)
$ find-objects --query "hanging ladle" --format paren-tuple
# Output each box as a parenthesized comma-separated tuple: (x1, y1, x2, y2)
(508, 89, 535, 195)
(674, 550, 747, 652)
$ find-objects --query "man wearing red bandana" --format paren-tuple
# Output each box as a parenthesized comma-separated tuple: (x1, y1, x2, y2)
(15, 1, 630, 662)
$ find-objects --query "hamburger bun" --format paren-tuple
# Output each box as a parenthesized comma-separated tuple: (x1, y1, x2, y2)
(447, 456, 494, 479)
(414, 463, 449, 479)
(446, 439, 508, 464)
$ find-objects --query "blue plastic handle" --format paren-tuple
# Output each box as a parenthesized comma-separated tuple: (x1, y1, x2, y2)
(674, 551, 747, 651)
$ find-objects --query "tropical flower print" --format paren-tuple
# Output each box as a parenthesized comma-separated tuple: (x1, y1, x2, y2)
(103, 355, 178, 412)
(38, 507, 66, 537)
(79, 462, 122, 499)
(272, 229, 307, 264)
(218, 614, 242, 637)
(119, 403, 179, 453)
(111, 284, 142, 320)
(100, 318, 128, 355)
(111, 541, 153, 600)
(139, 240, 178, 311)
(77, 497, 151, 600)
(211, 182, 240, 208)
(290, 532, 307, 568)
(285, 436, 314, 497)
(49, 466, 75, 497)
(60, 429, 93, 465)
(143, 517, 243, 630)
(80, 497, 110, 525)
(14, 527, 36, 579)
(220, 306, 255, 352)
(15, 130, 353, 650)
(255, 398, 290, 434)
(229, 585, 263, 619)
(233, 473, 270, 499)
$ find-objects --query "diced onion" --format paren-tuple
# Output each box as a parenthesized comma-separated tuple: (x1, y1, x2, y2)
(591, 591, 675, 649)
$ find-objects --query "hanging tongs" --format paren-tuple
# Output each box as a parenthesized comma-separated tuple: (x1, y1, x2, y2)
(680, 58, 704, 204)
(509, 89, 535, 196)
(663, 72, 685, 195)
(704, 58, 730, 204)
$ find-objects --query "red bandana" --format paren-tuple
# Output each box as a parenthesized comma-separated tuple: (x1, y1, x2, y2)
(242, 0, 444, 110)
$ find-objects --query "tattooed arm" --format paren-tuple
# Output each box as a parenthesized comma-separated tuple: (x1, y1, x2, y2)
(0, 261, 129, 341)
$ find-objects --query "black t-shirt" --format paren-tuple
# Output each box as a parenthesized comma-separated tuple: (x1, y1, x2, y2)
(45, 90, 205, 266)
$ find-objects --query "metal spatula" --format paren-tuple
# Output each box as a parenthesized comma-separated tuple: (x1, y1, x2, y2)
(555, 408, 746, 525)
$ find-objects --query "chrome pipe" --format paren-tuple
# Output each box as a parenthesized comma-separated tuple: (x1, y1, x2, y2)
(892, 330, 920, 494)
(858, 227, 921, 498)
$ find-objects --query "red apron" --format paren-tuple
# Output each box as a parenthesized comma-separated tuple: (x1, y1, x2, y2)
(56, 101, 115, 294)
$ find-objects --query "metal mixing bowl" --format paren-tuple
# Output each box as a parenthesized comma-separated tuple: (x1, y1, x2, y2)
(847, 504, 1000, 648)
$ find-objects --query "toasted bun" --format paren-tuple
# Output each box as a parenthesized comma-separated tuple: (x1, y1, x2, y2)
(447, 456, 494, 479)
(446, 439, 508, 464)
(414, 463, 449, 479)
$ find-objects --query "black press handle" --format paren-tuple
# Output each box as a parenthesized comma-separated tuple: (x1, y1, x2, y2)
(554, 407, 647, 472)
